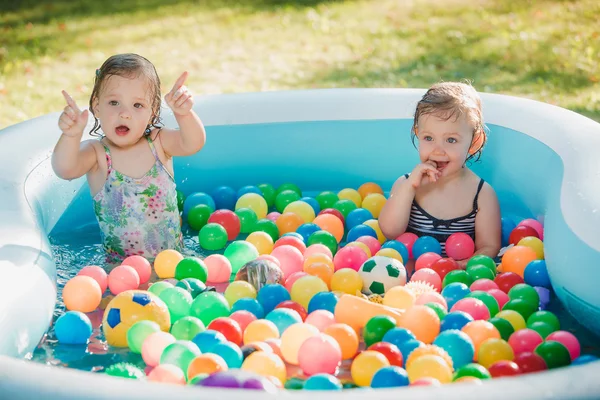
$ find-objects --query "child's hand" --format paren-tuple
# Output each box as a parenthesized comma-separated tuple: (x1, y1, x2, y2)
(165, 71, 194, 116)
(407, 161, 441, 189)
(58, 90, 89, 138)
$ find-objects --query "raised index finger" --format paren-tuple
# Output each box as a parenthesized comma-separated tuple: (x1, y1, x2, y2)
(170, 71, 188, 92)
(62, 90, 80, 110)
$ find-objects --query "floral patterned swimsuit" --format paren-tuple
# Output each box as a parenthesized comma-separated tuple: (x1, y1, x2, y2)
(93, 135, 183, 264)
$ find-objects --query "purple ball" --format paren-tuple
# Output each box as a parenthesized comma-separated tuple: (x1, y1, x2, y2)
(199, 373, 241, 388)
(535, 286, 551, 310)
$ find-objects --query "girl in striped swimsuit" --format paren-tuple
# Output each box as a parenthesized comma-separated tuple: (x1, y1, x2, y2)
(379, 82, 502, 269)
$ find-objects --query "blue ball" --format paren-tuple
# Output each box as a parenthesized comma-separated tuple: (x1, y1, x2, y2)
(524, 260, 551, 289)
(433, 329, 475, 369)
(345, 208, 373, 231)
(382, 327, 416, 349)
(396, 339, 424, 361)
(381, 240, 409, 264)
(183, 192, 216, 217)
(54, 311, 92, 345)
(282, 232, 305, 242)
(308, 292, 338, 314)
(346, 224, 378, 242)
(257, 284, 291, 314)
(442, 282, 471, 309)
(237, 185, 263, 198)
(300, 197, 321, 215)
(192, 330, 227, 353)
(370, 366, 409, 388)
(441, 311, 474, 332)
(296, 223, 322, 243)
(207, 342, 243, 369)
(501, 217, 517, 247)
(572, 355, 599, 366)
(412, 235, 441, 258)
(304, 373, 342, 390)
(265, 308, 302, 334)
(211, 186, 237, 210)
(231, 298, 265, 319)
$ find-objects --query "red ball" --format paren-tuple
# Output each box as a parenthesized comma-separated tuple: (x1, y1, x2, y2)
(494, 272, 525, 294)
(275, 300, 308, 321)
(318, 208, 345, 224)
(488, 360, 521, 377)
(367, 342, 404, 367)
(508, 225, 539, 245)
(208, 210, 241, 241)
(429, 258, 460, 280)
(207, 317, 243, 345)
(513, 352, 548, 374)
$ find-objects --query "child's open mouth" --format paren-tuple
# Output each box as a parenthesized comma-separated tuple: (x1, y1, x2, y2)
(115, 125, 130, 136)
(435, 161, 449, 171)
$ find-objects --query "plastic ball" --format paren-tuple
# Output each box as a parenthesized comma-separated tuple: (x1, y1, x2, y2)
(376, 248, 404, 264)
(280, 322, 320, 365)
(361, 193, 386, 218)
(546, 331, 580, 361)
(477, 338, 514, 367)
(406, 354, 452, 384)
(275, 300, 308, 321)
(208, 210, 241, 241)
(256, 284, 290, 314)
(433, 329, 474, 369)
(204, 254, 232, 283)
(382, 286, 416, 310)
(513, 351, 548, 373)
(241, 352, 287, 386)
(147, 364, 186, 384)
(429, 258, 460, 280)
(488, 317, 515, 341)
(535, 341, 571, 369)
(441, 282, 470, 310)
(231, 298, 265, 319)
(324, 323, 359, 360)
(523, 259, 551, 288)
(304, 373, 342, 390)
(159, 287, 193, 323)
(330, 268, 363, 295)
(77, 265, 109, 293)
(412, 236, 442, 259)
(501, 246, 538, 278)
(398, 305, 440, 344)
(508, 328, 544, 355)
(265, 307, 303, 334)
(346, 224, 378, 243)
(307, 292, 338, 314)
(351, 350, 390, 387)
(488, 360, 521, 377)
(461, 320, 500, 356)
(210, 186, 237, 210)
(170, 316, 206, 341)
(443, 270, 473, 288)
(415, 252, 442, 271)
(291, 275, 328, 309)
(236, 193, 268, 220)
(368, 341, 404, 367)
(509, 225, 539, 245)
(187, 353, 228, 380)
(188, 204, 213, 230)
(452, 363, 491, 380)
(191, 330, 227, 353)
(364, 315, 397, 347)
(160, 340, 202, 376)
(224, 281, 257, 306)
(496, 309, 527, 331)
(345, 208, 373, 231)
(54, 311, 93, 345)
(298, 333, 342, 376)
(224, 241, 259, 274)
(142, 331, 177, 367)
(445, 233, 475, 260)
(243, 319, 280, 344)
(105, 362, 145, 379)
(63, 275, 102, 313)
(271, 244, 303, 279)
(441, 311, 474, 332)
(189, 291, 231, 326)
(411, 268, 442, 292)
(208, 317, 243, 345)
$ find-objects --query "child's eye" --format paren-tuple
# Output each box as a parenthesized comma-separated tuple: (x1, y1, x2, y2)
(447, 137, 457, 143)
(134, 103, 144, 109)
(109, 100, 119, 106)
(423, 136, 433, 142)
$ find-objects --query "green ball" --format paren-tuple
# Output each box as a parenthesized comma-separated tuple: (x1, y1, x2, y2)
(527, 311, 560, 332)
(488, 317, 515, 341)
(452, 363, 491, 381)
(190, 291, 231, 326)
(147, 281, 174, 296)
(275, 189, 301, 213)
(363, 315, 396, 347)
(159, 287, 193, 323)
(502, 298, 538, 320)
(332, 199, 357, 218)
(307, 230, 338, 255)
(126, 320, 161, 353)
(466, 264, 496, 281)
(104, 362, 145, 379)
(176, 190, 186, 213)
(528, 321, 556, 339)
(443, 270, 473, 288)
(224, 240, 260, 273)
(175, 257, 208, 282)
(235, 207, 258, 233)
(276, 183, 302, 197)
(252, 219, 280, 242)
(284, 377, 305, 390)
(160, 340, 201, 376)
(315, 191, 339, 210)
(187, 204, 213, 230)
(257, 183, 277, 207)
(199, 223, 228, 250)
(535, 341, 571, 369)
(508, 284, 540, 308)
(176, 278, 207, 298)
(466, 291, 500, 317)
(188, 373, 209, 385)
(170, 316, 206, 340)
(425, 302, 447, 320)
(466, 255, 496, 274)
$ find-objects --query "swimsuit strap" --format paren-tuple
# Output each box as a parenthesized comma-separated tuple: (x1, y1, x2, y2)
(146, 131, 175, 181)
(472, 178, 485, 210)
(101, 142, 112, 173)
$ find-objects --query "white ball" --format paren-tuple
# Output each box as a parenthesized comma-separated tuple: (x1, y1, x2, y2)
(358, 256, 406, 295)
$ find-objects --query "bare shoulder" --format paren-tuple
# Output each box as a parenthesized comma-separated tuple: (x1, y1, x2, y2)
(86, 139, 107, 175)
(390, 174, 409, 192)
(478, 180, 500, 210)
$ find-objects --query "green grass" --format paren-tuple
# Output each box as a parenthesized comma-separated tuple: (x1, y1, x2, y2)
(1, 0, 599, 129)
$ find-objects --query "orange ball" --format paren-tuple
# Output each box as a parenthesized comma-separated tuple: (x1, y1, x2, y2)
(63, 275, 102, 313)
(187, 354, 228, 380)
(303, 262, 334, 288)
(313, 214, 344, 243)
(241, 351, 287, 386)
(276, 212, 305, 235)
(398, 305, 440, 344)
(243, 319, 280, 344)
(303, 253, 334, 271)
(501, 245, 538, 278)
(461, 320, 501, 359)
(358, 182, 384, 200)
(324, 323, 359, 360)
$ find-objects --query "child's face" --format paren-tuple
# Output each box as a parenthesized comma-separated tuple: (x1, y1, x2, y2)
(416, 112, 475, 177)
(93, 75, 154, 147)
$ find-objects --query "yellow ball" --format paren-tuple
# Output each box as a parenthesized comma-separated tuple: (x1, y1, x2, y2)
(242, 351, 287, 386)
(477, 338, 514, 367)
(363, 219, 386, 244)
(383, 286, 416, 310)
(495, 310, 526, 332)
(345, 241, 371, 258)
(406, 354, 453, 384)
(351, 350, 390, 387)
(243, 319, 280, 344)
(246, 231, 274, 255)
(224, 281, 257, 306)
(283, 200, 315, 223)
(236, 193, 268, 220)
(330, 268, 363, 295)
(280, 323, 320, 365)
(405, 344, 453, 370)
(290, 275, 329, 309)
(517, 236, 544, 259)
(154, 249, 184, 279)
(338, 188, 362, 208)
(361, 193, 386, 218)
(102, 290, 170, 347)
(376, 248, 403, 263)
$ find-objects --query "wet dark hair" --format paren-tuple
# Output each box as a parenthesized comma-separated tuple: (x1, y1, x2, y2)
(411, 81, 488, 163)
(89, 53, 162, 137)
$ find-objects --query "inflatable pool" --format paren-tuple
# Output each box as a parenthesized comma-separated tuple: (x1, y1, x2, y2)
(1, 88, 600, 398)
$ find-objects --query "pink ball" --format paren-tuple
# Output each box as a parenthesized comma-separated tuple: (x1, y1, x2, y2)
(271, 245, 304, 279)
(266, 212, 281, 222)
(108, 265, 140, 295)
(415, 252, 443, 271)
(274, 236, 307, 255)
(142, 331, 176, 367)
(78, 265, 108, 293)
(204, 254, 232, 283)
(396, 232, 419, 259)
(546, 331, 580, 361)
(356, 236, 381, 255)
(122, 255, 152, 284)
(147, 364, 185, 384)
(445, 233, 475, 260)
(305, 310, 336, 332)
(451, 297, 490, 320)
(471, 279, 499, 292)
(416, 291, 448, 311)
(486, 288, 510, 309)
(297, 333, 342, 376)
(304, 244, 333, 260)
(256, 254, 282, 267)
(229, 310, 258, 332)
(508, 329, 544, 355)
(333, 246, 369, 272)
(285, 271, 308, 292)
(517, 218, 544, 241)
(411, 268, 442, 292)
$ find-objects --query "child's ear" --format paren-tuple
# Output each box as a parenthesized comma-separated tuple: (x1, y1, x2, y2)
(469, 130, 485, 155)
(91, 97, 99, 115)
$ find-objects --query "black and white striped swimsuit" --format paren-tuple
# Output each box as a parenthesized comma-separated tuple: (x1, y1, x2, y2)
(404, 174, 484, 257)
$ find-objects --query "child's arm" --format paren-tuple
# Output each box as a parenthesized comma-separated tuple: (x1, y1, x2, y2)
(157, 72, 206, 157)
(52, 91, 98, 180)
(472, 183, 502, 261)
